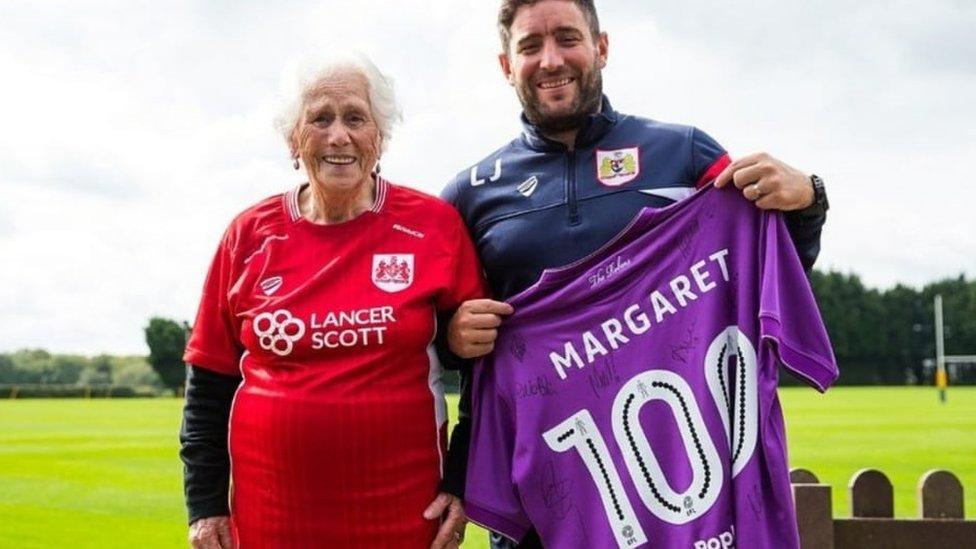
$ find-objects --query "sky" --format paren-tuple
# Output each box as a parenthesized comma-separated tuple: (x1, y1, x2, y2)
(1, 0, 974, 355)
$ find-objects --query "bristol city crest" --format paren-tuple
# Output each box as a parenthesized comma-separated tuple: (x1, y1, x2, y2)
(372, 254, 414, 293)
(596, 147, 641, 186)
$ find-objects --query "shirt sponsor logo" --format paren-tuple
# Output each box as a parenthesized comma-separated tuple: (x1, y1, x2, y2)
(392, 223, 425, 239)
(252, 309, 306, 356)
(251, 307, 397, 354)
(694, 525, 735, 548)
(372, 254, 414, 293)
(309, 306, 395, 349)
(596, 147, 641, 187)
(259, 276, 283, 296)
(517, 176, 539, 197)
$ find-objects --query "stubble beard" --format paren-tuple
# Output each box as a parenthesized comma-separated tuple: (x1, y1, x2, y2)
(519, 63, 604, 134)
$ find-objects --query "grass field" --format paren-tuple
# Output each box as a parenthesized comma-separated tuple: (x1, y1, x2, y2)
(0, 387, 973, 548)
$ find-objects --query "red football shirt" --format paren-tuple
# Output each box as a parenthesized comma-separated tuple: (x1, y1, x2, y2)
(184, 177, 486, 547)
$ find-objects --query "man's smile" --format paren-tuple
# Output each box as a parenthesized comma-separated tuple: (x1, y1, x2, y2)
(538, 77, 574, 90)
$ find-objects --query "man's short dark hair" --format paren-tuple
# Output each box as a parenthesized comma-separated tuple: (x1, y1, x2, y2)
(498, 0, 601, 51)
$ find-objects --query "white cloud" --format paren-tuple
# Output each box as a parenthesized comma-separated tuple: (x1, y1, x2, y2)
(1, 0, 973, 353)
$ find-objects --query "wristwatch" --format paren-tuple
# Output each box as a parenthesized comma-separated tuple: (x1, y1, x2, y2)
(800, 174, 829, 217)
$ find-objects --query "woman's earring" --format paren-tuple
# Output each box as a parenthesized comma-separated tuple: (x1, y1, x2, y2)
(293, 158, 300, 170)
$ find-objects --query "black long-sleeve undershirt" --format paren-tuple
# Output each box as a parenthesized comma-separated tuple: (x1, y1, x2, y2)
(179, 365, 240, 524)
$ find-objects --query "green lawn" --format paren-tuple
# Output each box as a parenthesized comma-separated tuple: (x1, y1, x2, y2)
(781, 386, 976, 518)
(0, 387, 973, 548)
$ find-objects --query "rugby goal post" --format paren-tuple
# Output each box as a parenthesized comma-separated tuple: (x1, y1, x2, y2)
(925, 294, 976, 402)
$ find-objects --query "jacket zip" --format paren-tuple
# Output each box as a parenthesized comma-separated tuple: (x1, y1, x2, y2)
(566, 150, 580, 225)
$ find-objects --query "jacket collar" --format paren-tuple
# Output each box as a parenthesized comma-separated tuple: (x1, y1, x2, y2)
(519, 95, 619, 152)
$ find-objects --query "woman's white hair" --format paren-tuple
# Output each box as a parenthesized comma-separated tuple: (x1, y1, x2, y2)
(275, 52, 402, 153)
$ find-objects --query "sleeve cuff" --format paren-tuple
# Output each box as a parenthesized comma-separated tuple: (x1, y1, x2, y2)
(439, 415, 471, 497)
(785, 205, 827, 224)
(464, 502, 530, 544)
(760, 315, 839, 392)
(187, 499, 230, 525)
(183, 348, 240, 376)
(696, 153, 731, 188)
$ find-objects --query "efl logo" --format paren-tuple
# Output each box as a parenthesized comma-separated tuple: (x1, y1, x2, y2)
(596, 147, 640, 186)
(372, 254, 414, 293)
(253, 309, 306, 356)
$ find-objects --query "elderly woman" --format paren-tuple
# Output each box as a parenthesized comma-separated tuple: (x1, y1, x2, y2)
(180, 55, 484, 548)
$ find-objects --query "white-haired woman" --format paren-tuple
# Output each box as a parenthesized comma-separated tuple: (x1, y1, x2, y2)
(180, 55, 485, 548)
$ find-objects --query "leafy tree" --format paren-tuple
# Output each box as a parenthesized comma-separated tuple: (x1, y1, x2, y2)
(11, 349, 54, 383)
(144, 317, 189, 394)
(880, 284, 928, 383)
(91, 354, 113, 384)
(77, 354, 113, 386)
(113, 359, 163, 389)
(49, 355, 87, 384)
(0, 354, 15, 383)
(811, 271, 888, 383)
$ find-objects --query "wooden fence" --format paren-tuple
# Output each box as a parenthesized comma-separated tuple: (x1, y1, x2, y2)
(792, 468, 975, 548)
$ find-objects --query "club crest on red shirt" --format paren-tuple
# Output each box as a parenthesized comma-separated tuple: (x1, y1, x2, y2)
(372, 254, 414, 293)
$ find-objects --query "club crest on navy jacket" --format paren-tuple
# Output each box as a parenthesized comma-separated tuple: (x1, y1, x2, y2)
(442, 96, 730, 300)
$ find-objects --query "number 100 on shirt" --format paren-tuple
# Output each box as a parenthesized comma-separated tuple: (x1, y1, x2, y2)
(542, 327, 757, 548)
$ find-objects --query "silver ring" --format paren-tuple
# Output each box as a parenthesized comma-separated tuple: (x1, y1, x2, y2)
(752, 182, 763, 198)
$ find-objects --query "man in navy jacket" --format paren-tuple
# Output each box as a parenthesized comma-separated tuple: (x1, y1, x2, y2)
(431, 1, 829, 547)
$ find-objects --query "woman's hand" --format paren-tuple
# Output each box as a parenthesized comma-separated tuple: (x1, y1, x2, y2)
(188, 516, 233, 549)
(424, 492, 467, 549)
(448, 299, 514, 358)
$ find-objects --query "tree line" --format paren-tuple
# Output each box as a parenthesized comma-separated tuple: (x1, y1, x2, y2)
(0, 350, 163, 390)
(1, 272, 973, 393)
(809, 271, 976, 385)
(0, 317, 188, 395)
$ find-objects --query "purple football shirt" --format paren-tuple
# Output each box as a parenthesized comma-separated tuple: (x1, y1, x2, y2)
(464, 184, 838, 548)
